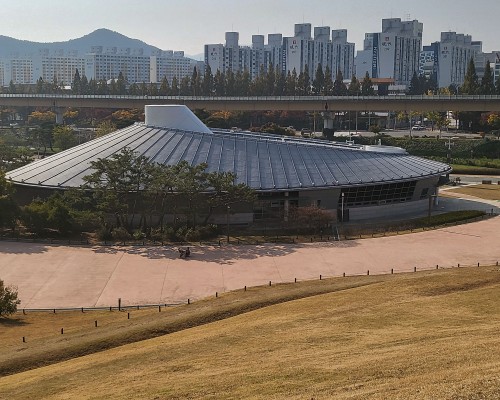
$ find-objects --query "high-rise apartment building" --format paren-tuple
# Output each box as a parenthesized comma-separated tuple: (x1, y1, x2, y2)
(419, 32, 481, 88)
(2, 46, 197, 87)
(205, 23, 355, 82)
(356, 18, 423, 86)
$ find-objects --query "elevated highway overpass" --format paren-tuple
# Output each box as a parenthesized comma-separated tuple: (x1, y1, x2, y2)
(1, 94, 500, 112)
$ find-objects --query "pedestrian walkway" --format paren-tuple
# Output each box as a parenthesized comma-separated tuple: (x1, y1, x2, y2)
(1, 216, 498, 309)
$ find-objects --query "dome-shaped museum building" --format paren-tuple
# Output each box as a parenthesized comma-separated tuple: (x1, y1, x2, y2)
(7, 105, 451, 223)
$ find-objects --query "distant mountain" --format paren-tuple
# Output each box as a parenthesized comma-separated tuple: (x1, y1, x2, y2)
(186, 53, 205, 61)
(0, 28, 163, 58)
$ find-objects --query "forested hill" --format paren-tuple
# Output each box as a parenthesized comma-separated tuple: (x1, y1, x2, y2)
(0, 28, 161, 57)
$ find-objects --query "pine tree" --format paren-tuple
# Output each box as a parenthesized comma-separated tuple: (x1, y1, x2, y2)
(285, 69, 297, 95)
(171, 76, 179, 96)
(275, 65, 286, 96)
(480, 61, 495, 95)
(332, 70, 347, 96)
(348, 75, 361, 95)
(461, 58, 479, 95)
(312, 64, 325, 95)
(159, 76, 170, 95)
(225, 69, 235, 96)
(408, 71, 421, 95)
(116, 72, 127, 95)
(203, 65, 214, 96)
(323, 66, 334, 96)
(361, 72, 375, 96)
(72, 69, 81, 94)
(213, 70, 225, 96)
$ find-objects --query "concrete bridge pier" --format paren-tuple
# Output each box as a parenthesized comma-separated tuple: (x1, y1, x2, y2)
(54, 107, 65, 125)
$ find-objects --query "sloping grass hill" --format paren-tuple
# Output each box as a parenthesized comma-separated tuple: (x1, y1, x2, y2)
(1, 267, 500, 399)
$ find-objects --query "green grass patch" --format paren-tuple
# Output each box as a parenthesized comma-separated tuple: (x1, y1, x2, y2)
(413, 210, 486, 227)
(451, 164, 500, 175)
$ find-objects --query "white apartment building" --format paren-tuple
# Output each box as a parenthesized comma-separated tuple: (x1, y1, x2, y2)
(356, 18, 423, 86)
(205, 23, 355, 82)
(419, 32, 481, 88)
(150, 50, 200, 84)
(2, 46, 197, 87)
(85, 47, 151, 83)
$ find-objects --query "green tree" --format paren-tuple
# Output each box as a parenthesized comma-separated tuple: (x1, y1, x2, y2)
(83, 148, 154, 230)
(179, 76, 190, 95)
(0, 279, 20, 317)
(0, 170, 19, 229)
(203, 65, 214, 96)
(323, 66, 334, 96)
(361, 72, 375, 95)
(461, 58, 479, 95)
(275, 66, 286, 96)
(171, 76, 179, 96)
(480, 61, 495, 95)
(312, 64, 325, 95)
(408, 71, 422, 95)
(348, 75, 361, 95)
(191, 66, 201, 96)
(72, 69, 81, 94)
(297, 66, 311, 95)
(285, 69, 297, 95)
(225, 69, 235, 96)
(96, 120, 117, 137)
(213, 70, 225, 96)
(116, 72, 127, 94)
(23, 193, 74, 234)
(53, 125, 77, 150)
(203, 171, 256, 224)
(159, 76, 170, 95)
(332, 70, 347, 96)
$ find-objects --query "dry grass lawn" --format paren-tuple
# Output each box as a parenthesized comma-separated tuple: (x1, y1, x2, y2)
(2, 267, 500, 399)
(444, 184, 500, 200)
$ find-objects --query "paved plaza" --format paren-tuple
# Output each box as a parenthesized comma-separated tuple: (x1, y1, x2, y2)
(0, 215, 498, 309)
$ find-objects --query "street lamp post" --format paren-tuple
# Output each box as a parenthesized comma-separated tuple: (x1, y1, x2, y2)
(226, 205, 230, 243)
(341, 192, 345, 223)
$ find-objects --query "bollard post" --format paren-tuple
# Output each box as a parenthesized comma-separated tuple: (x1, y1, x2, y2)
(497, 261, 499, 266)
(436, 264, 439, 269)
(109, 306, 112, 311)
(391, 268, 393, 274)
(458, 263, 460, 268)
(23, 309, 26, 315)
(269, 281, 272, 287)
(53, 309, 56, 314)
(187, 298, 190, 305)
(22, 336, 26, 343)
(137, 305, 139, 310)
(61, 328, 64, 335)
(128, 312, 130, 319)
(294, 278, 297, 283)
(158, 305, 161, 312)
(343, 272, 345, 277)
(95, 320, 98, 327)
(320, 275, 322, 280)
(244, 286, 247, 291)
(118, 298, 121, 312)
(367, 270, 370, 276)
(216, 292, 218, 298)
(478, 262, 480, 267)
(81, 307, 84, 313)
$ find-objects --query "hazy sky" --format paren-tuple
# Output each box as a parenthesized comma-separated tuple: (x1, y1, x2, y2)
(1, 0, 499, 57)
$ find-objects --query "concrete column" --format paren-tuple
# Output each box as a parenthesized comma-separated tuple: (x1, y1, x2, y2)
(284, 192, 289, 222)
(54, 107, 65, 125)
(322, 111, 334, 130)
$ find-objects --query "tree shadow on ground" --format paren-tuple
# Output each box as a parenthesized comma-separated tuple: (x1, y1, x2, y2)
(0, 241, 49, 255)
(0, 317, 29, 327)
(90, 240, 360, 265)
